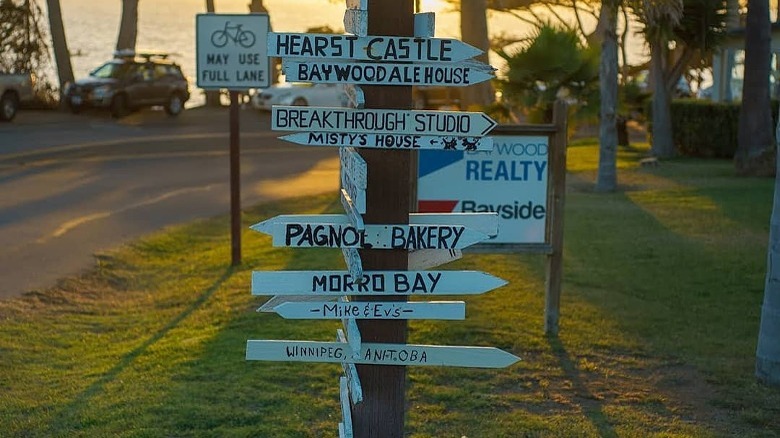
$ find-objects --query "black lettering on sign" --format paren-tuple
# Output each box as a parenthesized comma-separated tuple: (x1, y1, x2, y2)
(285, 224, 367, 247)
(390, 226, 465, 250)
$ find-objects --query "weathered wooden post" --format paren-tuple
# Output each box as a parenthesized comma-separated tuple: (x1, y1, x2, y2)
(351, 2, 413, 435)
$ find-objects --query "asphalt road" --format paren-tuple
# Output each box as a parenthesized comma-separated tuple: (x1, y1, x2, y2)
(0, 106, 339, 299)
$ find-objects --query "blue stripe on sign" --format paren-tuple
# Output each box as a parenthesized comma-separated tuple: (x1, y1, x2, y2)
(418, 150, 463, 178)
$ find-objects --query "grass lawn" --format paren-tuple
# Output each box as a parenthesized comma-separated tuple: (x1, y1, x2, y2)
(1, 141, 779, 437)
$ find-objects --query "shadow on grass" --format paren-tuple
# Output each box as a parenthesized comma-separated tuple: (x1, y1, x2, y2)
(49, 266, 235, 433)
(546, 334, 618, 438)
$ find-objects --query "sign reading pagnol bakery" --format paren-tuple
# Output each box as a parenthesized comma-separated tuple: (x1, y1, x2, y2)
(196, 14, 270, 89)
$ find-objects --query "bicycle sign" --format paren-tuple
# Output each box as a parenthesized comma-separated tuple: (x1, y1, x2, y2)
(196, 14, 270, 89)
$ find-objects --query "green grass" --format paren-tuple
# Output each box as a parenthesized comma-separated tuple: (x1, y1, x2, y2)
(1, 142, 779, 437)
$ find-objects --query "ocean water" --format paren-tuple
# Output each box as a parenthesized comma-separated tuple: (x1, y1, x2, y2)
(56, 0, 646, 106)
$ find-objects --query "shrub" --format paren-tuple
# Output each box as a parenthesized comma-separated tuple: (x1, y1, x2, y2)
(646, 99, 779, 158)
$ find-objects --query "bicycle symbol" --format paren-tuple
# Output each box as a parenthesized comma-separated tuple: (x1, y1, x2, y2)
(211, 21, 256, 48)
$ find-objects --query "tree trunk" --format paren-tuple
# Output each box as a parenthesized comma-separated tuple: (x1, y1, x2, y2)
(650, 42, 675, 158)
(45, 0, 74, 100)
(459, 0, 494, 109)
(204, 0, 221, 106)
(735, 0, 775, 176)
(756, 108, 780, 388)
(596, 0, 618, 192)
(116, 0, 139, 51)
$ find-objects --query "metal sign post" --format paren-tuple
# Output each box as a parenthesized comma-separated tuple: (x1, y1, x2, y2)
(196, 14, 271, 265)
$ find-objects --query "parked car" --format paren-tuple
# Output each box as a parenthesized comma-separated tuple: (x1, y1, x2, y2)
(64, 50, 189, 118)
(0, 72, 35, 121)
(251, 82, 348, 110)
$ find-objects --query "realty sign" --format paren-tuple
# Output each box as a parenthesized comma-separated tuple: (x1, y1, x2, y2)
(196, 14, 270, 89)
(418, 135, 549, 243)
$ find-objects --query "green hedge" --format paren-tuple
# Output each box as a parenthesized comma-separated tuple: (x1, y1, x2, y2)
(646, 99, 778, 158)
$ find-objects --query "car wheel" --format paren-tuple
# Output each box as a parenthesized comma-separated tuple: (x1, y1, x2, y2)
(111, 94, 128, 118)
(291, 97, 308, 106)
(165, 93, 184, 116)
(0, 92, 19, 122)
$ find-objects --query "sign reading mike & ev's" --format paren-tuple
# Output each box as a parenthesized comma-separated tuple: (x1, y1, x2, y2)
(196, 14, 270, 89)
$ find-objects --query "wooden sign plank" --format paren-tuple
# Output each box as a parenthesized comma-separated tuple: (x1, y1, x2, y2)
(414, 12, 435, 38)
(344, 9, 367, 36)
(246, 340, 522, 368)
(251, 270, 507, 296)
(340, 147, 367, 189)
(337, 329, 364, 405)
(342, 248, 363, 282)
(267, 33, 483, 63)
(339, 423, 347, 438)
(345, 0, 368, 9)
(340, 189, 365, 230)
(339, 299, 362, 357)
(252, 213, 498, 239)
(263, 222, 488, 250)
(257, 293, 333, 313)
(282, 59, 495, 87)
(340, 376, 354, 438)
(279, 132, 494, 151)
(344, 84, 365, 109)
(341, 173, 366, 214)
(408, 248, 463, 270)
(272, 106, 497, 137)
(274, 300, 466, 320)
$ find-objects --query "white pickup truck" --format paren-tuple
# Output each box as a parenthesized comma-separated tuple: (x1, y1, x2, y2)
(0, 73, 34, 121)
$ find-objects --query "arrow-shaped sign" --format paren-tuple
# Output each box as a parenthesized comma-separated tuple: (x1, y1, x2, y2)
(337, 329, 363, 405)
(274, 300, 466, 320)
(251, 213, 498, 237)
(272, 106, 497, 137)
(282, 59, 495, 87)
(267, 33, 483, 63)
(251, 270, 507, 296)
(280, 132, 494, 151)
(246, 340, 521, 368)
(257, 221, 488, 250)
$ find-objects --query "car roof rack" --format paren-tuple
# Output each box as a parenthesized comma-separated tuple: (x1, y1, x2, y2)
(113, 50, 173, 61)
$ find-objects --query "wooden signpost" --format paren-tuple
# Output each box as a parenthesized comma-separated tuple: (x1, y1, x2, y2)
(243, 1, 563, 436)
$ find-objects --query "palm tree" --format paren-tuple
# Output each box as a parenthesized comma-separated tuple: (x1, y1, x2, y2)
(596, 0, 619, 192)
(45, 0, 74, 99)
(116, 0, 139, 51)
(735, 0, 774, 176)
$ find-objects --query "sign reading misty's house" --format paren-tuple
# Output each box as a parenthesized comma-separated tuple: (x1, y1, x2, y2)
(196, 14, 270, 89)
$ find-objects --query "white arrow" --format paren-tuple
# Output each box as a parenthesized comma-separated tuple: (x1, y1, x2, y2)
(272, 106, 497, 137)
(282, 59, 495, 87)
(268, 33, 483, 63)
(274, 300, 466, 320)
(251, 213, 498, 237)
(259, 221, 488, 250)
(251, 270, 507, 296)
(280, 132, 494, 151)
(246, 340, 521, 368)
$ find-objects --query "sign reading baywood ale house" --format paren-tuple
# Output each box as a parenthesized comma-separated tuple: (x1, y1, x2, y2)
(418, 135, 549, 243)
(196, 14, 270, 89)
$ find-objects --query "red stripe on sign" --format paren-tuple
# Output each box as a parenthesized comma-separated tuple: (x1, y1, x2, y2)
(418, 200, 459, 213)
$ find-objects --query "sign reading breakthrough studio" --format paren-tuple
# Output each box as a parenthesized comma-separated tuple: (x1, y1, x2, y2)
(196, 14, 270, 89)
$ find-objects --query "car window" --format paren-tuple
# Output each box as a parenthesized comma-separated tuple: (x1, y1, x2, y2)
(90, 62, 130, 79)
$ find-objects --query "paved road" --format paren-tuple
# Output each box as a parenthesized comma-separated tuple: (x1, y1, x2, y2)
(0, 107, 339, 299)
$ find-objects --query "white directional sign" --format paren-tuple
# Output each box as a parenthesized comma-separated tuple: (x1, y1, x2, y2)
(282, 59, 495, 87)
(340, 147, 366, 215)
(251, 270, 507, 296)
(340, 148, 367, 189)
(251, 213, 498, 238)
(339, 377, 354, 438)
(340, 189, 364, 230)
(343, 9, 367, 36)
(267, 33, 483, 63)
(196, 14, 270, 89)
(346, 10, 434, 37)
(337, 329, 363, 405)
(260, 221, 488, 250)
(272, 106, 497, 137)
(408, 248, 463, 270)
(280, 132, 494, 151)
(246, 340, 521, 368)
(344, 84, 365, 109)
(342, 247, 363, 282)
(274, 300, 466, 320)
